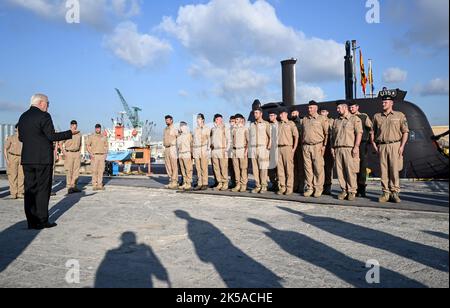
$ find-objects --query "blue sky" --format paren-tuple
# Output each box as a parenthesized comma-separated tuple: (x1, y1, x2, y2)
(0, 0, 448, 139)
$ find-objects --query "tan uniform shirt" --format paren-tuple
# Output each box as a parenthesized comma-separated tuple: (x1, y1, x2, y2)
(373, 111, 409, 143)
(177, 133, 192, 159)
(211, 124, 231, 159)
(63, 133, 82, 152)
(232, 125, 249, 159)
(250, 120, 271, 148)
(302, 114, 329, 145)
(164, 125, 178, 148)
(87, 134, 109, 154)
(4, 134, 22, 156)
(355, 112, 373, 142)
(332, 114, 363, 148)
(193, 126, 211, 159)
(278, 120, 299, 147)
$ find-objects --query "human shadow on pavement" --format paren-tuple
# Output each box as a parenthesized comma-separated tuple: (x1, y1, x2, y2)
(0, 191, 88, 273)
(248, 218, 426, 288)
(175, 210, 283, 288)
(277, 206, 449, 273)
(94, 232, 171, 288)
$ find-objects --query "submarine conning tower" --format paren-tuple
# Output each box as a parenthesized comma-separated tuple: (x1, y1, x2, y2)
(281, 58, 297, 107)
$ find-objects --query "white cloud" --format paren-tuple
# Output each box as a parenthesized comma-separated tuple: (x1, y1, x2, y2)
(178, 90, 189, 98)
(159, 0, 344, 104)
(383, 68, 408, 83)
(0, 101, 24, 112)
(389, 0, 449, 52)
(7, 0, 142, 29)
(415, 78, 449, 96)
(7, 0, 64, 17)
(297, 84, 326, 105)
(111, 0, 141, 18)
(104, 22, 172, 68)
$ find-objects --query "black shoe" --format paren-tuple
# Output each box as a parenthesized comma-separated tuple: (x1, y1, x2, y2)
(323, 185, 332, 196)
(194, 186, 202, 191)
(357, 186, 367, 198)
(34, 222, 58, 230)
(201, 186, 209, 191)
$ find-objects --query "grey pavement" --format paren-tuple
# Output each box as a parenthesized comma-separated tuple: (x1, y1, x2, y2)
(0, 178, 448, 288)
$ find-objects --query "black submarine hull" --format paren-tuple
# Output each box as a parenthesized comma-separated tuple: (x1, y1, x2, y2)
(250, 98, 449, 179)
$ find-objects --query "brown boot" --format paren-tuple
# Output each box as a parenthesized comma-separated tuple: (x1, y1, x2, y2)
(168, 182, 179, 190)
(277, 187, 287, 195)
(304, 190, 314, 198)
(391, 192, 401, 203)
(347, 193, 357, 202)
(231, 185, 241, 193)
(338, 191, 348, 201)
(313, 190, 323, 198)
(284, 189, 294, 196)
(251, 187, 261, 194)
(379, 192, 391, 203)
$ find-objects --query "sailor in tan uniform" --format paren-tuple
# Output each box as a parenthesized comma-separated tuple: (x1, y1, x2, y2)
(62, 120, 82, 194)
(87, 124, 109, 191)
(277, 108, 299, 195)
(177, 122, 193, 191)
(249, 107, 271, 194)
(371, 92, 409, 203)
(193, 114, 210, 191)
(320, 108, 335, 196)
(268, 110, 279, 192)
(301, 100, 329, 198)
(163, 115, 179, 190)
(231, 114, 249, 193)
(211, 114, 231, 191)
(3, 124, 24, 199)
(332, 102, 363, 201)
(350, 102, 373, 197)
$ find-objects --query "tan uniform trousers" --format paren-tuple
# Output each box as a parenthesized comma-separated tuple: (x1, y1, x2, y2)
(212, 158, 228, 185)
(379, 143, 403, 193)
(195, 157, 209, 187)
(7, 154, 24, 197)
(277, 146, 294, 191)
(335, 148, 360, 194)
(165, 148, 178, 184)
(233, 158, 248, 187)
(179, 158, 193, 185)
(92, 154, 106, 188)
(303, 143, 325, 192)
(252, 158, 269, 188)
(65, 151, 81, 188)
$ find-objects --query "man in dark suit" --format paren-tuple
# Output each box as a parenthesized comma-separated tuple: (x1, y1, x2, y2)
(18, 94, 79, 230)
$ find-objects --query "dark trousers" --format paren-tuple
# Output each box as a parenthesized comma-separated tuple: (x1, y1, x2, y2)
(23, 165, 53, 226)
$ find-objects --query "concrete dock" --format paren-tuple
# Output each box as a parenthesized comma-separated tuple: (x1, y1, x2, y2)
(0, 175, 448, 288)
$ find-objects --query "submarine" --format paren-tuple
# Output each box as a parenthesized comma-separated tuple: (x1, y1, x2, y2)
(249, 41, 449, 179)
